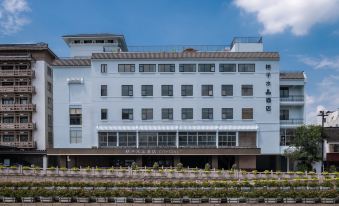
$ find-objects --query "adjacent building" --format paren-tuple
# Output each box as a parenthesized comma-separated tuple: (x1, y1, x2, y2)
(50, 34, 306, 171)
(0, 44, 56, 167)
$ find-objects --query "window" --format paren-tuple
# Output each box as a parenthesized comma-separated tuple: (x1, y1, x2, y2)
(161, 85, 173, 96)
(3, 135, 15, 142)
(198, 132, 216, 147)
(20, 116, 29, 123)
(98, 132, 117, 147)
(162, 108, 173, 120)
(179, 64, 196, 72)
(139, 64, 156, 72)
(2, 98, 14, 104)
(3, 116, 14, 123)
(219, 132, 236, 147)
(70, 129, 82, 143)
(219, 64, 236, 72)
(158, 64, 175, 72)
(201, 85, 213, 96)
(202, 108, 213, 119)
(100, 64, 107, 73)
(141, 85, 153, 96)
(158, 132, 176, 147)
(96, 40, 105, 43)
(238, 64, 255, 72)
(241, 85, 253, 96)
(47, 82, 52, 93)
(119, 132, 137, 147)
(181, 85, 193, 96)
(280, 87, 289, 97)
(179, 132, 197, 147)
(84, 40, 92, 44)
(182, 108, 193, 120)
(221, 85, 233, 96)
(280, 129, 295, 146)
(242, 108, 253, 120)
(19, 97, 28, 104)
(280, 109, 289, 120)
(107, 40, 114, 43)
(122, 109, 133, 120)
(142, 108, 153, 120)
(121, 85, 133, 96)
(70, 108, 82, 125)
(118, 64, 135, 72)
(139, 132, 157, 147)
(101, 109, 108, 120)
(101, 85, 107, 96)
(222, 108, 233, 119)
(266, 64, 271, 70)
(74, 40, 80, 44)
(198, 64, 215, 72)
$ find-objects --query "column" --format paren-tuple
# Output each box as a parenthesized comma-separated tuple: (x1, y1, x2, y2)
(216, 129, 219, 148)
(235, 132, 239, 146)
(212, 155, 218, 169)
(136, 129, 139, 148)
(176, 129, 179, 148)
(42, 155, 48, 171)
(117, 132, 119, 147)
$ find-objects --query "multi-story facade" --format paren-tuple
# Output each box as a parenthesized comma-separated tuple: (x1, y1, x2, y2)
(0, 44, 56, 167)
(50, 34, 306, 170)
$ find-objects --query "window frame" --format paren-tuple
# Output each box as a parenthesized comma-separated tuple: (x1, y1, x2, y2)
(198, 64, 215, 72)
(241, 85, 253, 96)
(242, 108, 253, 120)
(101, 108, 108, 120)
(162, 108, 173, 120)
(122, 108, 133, 120)
(201, 85, 213, 96)
(158, 64, 175, 72)
(142, 108, 153, 120)
(238, 64, 255, 72)
(179, 64, 196, 72)
(181, 108, 193, 120)
(222, 108, 233, 120)
(139, 64, 156, 72)
(100, 64, 107, 73)
(219, 64, 236, 72)
(161, 85, 173, 96)
(202, 108, 213, 120)
(101, 85, 107, 96)
(221, 85, 233, 96)
(121, 85, 133, 96)
(141, 85, 153, 96)
(118, 64, 135, 72)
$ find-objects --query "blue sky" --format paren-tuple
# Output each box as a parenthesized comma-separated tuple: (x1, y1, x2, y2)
(1, 0, 339, 123)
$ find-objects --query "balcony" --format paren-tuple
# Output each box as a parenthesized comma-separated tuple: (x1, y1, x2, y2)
(0, 104, 36, 112)
(0, 86, 35, 93)
(0, 123, 36, 130)
(280, 119, 304, 126)
(280, 95, 304, 105)
(0, 141, 35, 149)
(0, 70, 34, 77)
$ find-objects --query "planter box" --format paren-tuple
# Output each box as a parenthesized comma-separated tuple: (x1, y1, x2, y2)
(133, 198, 145, 203)
(281, 186, 291, 190)
(58, 197, 72, 203)
(241, 186, 251, 191)
(17, 186, 29, 190)
(295, 186, 307, 190)
(307, 187, 319, 190)
(21, 197, 35, 203)
(115, 197, 127, 203)
(267, 186, 278, 190)
(152, 198, 165, 203)
(95, 197, 109, 203)
(39, 196, 53, 203)
(303, 198, 317, 204)
(43, 186, 55, 190)
(321, 198, 336, 204)
(83, 186, 94, 190)
(76, 197, 90, 203)
(247, 198, 259, 203)
(283, 198, 296, 203)
(3, 197, 16, 203)
(265, 198, 278, 203)
(227, 198, 240, 203)
(170, 198, 183, 204)
(69, 187, 81, 190)
(190, 198, 201, 204)
(56, 186, 67, 190)
(209, 198, 221, 203)
(320, 186, 331, 190)
(94, 187, 106, 190)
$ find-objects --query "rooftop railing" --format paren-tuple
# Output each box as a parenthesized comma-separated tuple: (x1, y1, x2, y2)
(280, 95, 304, 102)
(127, 45, 230, 52)
(280, 119, 304, 125)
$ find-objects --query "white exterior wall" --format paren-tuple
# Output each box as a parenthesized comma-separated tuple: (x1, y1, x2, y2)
(53, 60, 283, 154)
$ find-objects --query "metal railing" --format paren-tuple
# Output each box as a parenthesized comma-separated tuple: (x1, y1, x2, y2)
(0, 86, 35, 93)
(0, 70, 34, 77)
(280, 119, 304, 125)
(0, 104, 36, 112)
(127, 45, 230, 52)
(0, 123, 36, 130)
(280, 95, 304, 102)
(0, 141, 35, 148)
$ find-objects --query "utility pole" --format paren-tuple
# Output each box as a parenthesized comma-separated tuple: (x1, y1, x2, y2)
(317, 110, 333, 172)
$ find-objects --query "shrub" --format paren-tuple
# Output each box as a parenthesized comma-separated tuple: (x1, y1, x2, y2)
(329, 165, 337, 173)
(47, 166, 56, 171)
(71, 167, 79, 172)
(176, 163, 183, 171)
(131, 162, 138, 170)
(153, 162, 159, 170)
(204, 163, 211, 171)
(251, 170, 258, 175)
(22, 166, 31, 170)
(96, 167, 103, 172)
(9, 166, 17, 170)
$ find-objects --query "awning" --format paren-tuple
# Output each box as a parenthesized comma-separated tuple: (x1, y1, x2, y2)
(96, 124, 258, 132)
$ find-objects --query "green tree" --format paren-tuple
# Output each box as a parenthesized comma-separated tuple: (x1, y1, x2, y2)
(284, 125, 322, 171)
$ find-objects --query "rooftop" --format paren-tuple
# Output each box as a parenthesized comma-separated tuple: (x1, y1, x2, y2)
(280, 72, 305, 79)
(62, 33, 124, 38)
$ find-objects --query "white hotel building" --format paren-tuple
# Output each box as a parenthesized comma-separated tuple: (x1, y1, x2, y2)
(50, 34, 306, 171)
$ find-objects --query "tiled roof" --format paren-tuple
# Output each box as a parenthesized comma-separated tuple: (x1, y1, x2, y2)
(0, 43, 49, 50)
(52, 58, 91, 67)
(280, 72, 305, 79)
(92, 52, 280, 60)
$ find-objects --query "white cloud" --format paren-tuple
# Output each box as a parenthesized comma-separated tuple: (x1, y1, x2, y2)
(0, 0, 30, 35)
(234, 0, 339, 36)
(299, 56, 339, 70)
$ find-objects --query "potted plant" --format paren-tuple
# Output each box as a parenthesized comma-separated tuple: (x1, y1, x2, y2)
(3, 197, 16, 203)
(57, 190, 73, 203)
(283, 191, 297, 203)
(21, 197, 35, 203)
(115, 197, 127, 203)
(301, 190, 319, 204)
(320, 190, 337, 204)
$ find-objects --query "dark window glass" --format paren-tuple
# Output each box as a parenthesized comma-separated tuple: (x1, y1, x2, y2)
(158, 64, 175, 72)
(241, 85, 253, 96)
(219, 64, 236, 72)
(121, 85, 133, 96)
(202, 108, 213, 119)
(181, 85, 193, 96)
(70, 108, 82, 125)
(100, 64, 107, 73)
(242, 108, 253, 119)
(142, 108, 153, 120)
(182, 108, 193, 120)
(119, 132, 137, 147)
(198, 64, 215, 72)
(218, 132, 236, 147)
(161, 85, 173, 96)
(101, 108, 108, 120)
(280, 109, 289, 120)
(201, 85, 213, 96)
(280, 87, 289, 97)
(118, 64, 135, 72)
(101, 85, 107, 96)
(221, 85, 233, 96)
(122, 109, 133, 120)
(162, 108, 173, 120)
(222, 108, 233, 119)
(179, 64, 196, 72)
(141, 85, 153, 96)
(139, 64, 156, 72)
(238, 64, 255, 72)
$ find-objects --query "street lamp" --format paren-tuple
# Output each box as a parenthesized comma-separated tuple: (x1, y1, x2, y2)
(318, 110, 334, 172)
